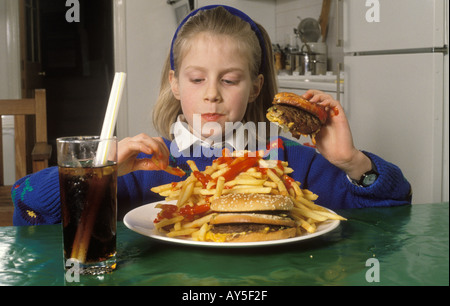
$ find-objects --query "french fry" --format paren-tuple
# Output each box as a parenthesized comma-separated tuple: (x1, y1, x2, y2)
(166, 228, 198, 238)
(243, 171, 263, 179)
(151, 156, 186, 177)
(186, 160, 199, 172)
(160, 189, 180, 198)
(213, 176, 225, 200)
(290, 181, 304, 198)
(224, 178, 265, 187)
(292, 207, 327, 222)
(273, 167, 284, 177)
(177, 180, 195, 207)
(182, 213, 217, 229)
(313, 210, 347, 221)
(210, 167, 229, 179)
(266, 169, 281, 182)
(151, 182, 179, 194)
(302, 189, 319, 201)
(154, 215, 184, 229)
(277, 181, 289, 196)
(192, 223, 211, 241)
(263, 181, 278, 188)
(174, 221, 182, 231)
(206, 180, 216, 190)
(283, 167, 294, 174)
(229, 186, 272, 194)
(204, 164, 218, 175)
(292, 214, 316, 233)
(289, 188, 296, 198)
(294, 196, 329, 213)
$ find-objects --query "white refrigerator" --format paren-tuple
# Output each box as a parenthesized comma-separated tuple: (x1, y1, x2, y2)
(342, 0, 448, 204)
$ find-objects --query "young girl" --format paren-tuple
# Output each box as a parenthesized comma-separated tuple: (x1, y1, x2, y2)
(12, 5, 411, 226)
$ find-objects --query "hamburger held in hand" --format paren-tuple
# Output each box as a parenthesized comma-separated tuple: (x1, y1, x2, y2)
(206, 194, 296, 243)
(266, 92, 330, 140)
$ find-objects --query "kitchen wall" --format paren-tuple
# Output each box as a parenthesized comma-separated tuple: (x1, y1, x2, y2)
(119, 0, 177, 138)
(197, 0, 276, 38)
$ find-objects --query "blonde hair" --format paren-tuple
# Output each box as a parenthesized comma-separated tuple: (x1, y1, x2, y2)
(153, 6, 277, 140)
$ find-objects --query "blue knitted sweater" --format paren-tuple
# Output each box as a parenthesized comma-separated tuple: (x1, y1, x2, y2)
(11, 137, 411, 226)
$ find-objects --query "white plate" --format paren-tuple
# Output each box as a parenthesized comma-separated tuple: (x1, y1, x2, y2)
(124, 200, 340, 248)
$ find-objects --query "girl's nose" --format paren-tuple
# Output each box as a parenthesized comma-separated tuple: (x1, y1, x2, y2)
(204, 83, 222, 103)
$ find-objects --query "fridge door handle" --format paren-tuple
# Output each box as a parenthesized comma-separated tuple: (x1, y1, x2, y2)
(337, 62, 342, 102)
(337, 62, 348, 118)
(336, 0, 343, 47)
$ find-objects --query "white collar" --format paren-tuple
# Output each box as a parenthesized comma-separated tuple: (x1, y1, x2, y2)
(172, 115, 249, 154)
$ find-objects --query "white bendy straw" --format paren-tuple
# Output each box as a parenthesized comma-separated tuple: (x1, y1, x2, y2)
(94, 72, 126, 166)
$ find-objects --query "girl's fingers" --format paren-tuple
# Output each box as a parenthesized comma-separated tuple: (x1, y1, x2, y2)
(131, 158, 163, 172)
(120, 135, 168, 158)
(118, 134, 170, 174)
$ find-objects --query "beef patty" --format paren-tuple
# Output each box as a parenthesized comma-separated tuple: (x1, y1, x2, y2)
(267, 104, 322, 138)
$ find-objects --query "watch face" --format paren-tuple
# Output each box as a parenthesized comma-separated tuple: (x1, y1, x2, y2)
(363, 173, 378, 186)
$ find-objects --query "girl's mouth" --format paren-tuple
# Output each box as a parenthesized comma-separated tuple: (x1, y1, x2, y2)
(201, 113, 224, 122)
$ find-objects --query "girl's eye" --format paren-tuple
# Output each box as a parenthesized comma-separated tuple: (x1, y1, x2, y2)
(191, 78, 204, 84)
(222, 79, 238, 85)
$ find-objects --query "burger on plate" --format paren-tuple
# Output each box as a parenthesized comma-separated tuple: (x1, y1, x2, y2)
(205, 193, 297, 243)
(266, 92, 328, 139)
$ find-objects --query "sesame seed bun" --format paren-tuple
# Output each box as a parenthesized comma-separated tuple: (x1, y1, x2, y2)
(210, 194, 294, 212)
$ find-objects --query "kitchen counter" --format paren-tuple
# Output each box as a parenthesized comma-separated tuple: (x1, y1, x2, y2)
(277, 75, 344, 93)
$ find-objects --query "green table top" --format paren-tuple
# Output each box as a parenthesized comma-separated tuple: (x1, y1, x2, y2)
(1, 203, 448, 286)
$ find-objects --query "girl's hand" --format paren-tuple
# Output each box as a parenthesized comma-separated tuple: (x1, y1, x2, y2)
(301, 90, 372, 180)
(117, 134, 170, 176)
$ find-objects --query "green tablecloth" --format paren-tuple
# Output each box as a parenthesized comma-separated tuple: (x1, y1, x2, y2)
(1, 203, 448, 286)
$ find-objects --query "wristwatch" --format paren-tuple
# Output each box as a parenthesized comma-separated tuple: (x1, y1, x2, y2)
(352, 159, 379, 187)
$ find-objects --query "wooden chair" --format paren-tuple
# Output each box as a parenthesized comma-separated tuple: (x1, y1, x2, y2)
(0, 89, 52, 226)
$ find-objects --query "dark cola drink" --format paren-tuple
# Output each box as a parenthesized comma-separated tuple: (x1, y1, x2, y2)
(59, 161, 117, 275)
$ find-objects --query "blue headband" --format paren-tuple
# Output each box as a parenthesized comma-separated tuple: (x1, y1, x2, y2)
(169, 5, 266, 73)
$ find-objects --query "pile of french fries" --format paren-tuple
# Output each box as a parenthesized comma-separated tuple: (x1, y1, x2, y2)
(150, 150, 346, 241)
